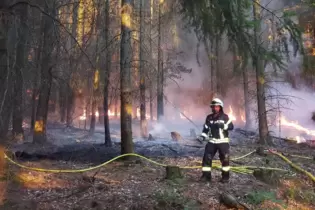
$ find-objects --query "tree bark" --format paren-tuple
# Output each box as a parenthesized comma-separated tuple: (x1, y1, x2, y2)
(33, 2, 55, 143)
(253, 1, 271, 145)
(215, 35, 221, 96)
(90, 0, 101, 134)
(59, 86, 66, 123)
(104, 0, 112, 147)
(30, 4, 44, 130)
(0, 6, 13, 139)
(120, 0, 134, 154)
(66, 1, 79, 127)
(149, 0, 154, 121)
(12, 3, 28, 137)
(139, 0, 147, 137)
(157, 0, 164, 120)
(242, 66, 252, 129)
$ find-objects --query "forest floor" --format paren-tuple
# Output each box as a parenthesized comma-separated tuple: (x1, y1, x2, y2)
(1, 122, 315, 210)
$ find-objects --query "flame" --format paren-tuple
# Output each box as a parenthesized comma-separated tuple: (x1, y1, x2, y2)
(228, 106, 236, 121)
(136, 108, 153, 119)
(280, 116, 315, 138)
(295, 136, 306, 144)
(179, 110, 193, 120)
(240, 114, 245, 122)
(79, 109, 86, 120)
(215, 106, 314, 143)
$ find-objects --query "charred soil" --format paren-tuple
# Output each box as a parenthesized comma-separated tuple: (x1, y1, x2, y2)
(1, 126, 315, 210)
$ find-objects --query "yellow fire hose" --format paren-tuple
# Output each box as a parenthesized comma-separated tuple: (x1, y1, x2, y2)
(3, 151, 257, 173)
(2, 150, 264, 173)
(2, 150, 315, 184)
(269, 150, 315, 183)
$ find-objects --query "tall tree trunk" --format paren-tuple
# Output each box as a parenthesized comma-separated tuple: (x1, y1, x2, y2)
(253, 1, 270, 145)
(31, 3, 45, 130)
(131, 0, 139, 121)
(90, 0, 101, 134)
(139, 0, 147, 137)
(0, 6, 13, 139)
(104, 0, 112, 146)
(66, 1, 79, 127)
(149, 0, 154, 121)
(59, 87, 66, 122)
(157, 0, 164, 120)
(242, 65, 252, 129)
(204, 38, 215, 96)
(12, 3, 28, 137)
(89, 69, 98, 134)
(215, 35, 221, 96)
(120, 0, 134, 154)
(33, 2, 55, 143)
(210, 39, 215, 94)
(31, 31, 43, 130)
(30, 75, 38, 130)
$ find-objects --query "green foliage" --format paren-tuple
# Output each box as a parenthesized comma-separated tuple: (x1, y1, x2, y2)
(283, 10, 296, 18)
(153, 188, 200, 210)
(179, 0, 304, 73)
(245, 190, 284, 206)
(284, 187, 315, 205)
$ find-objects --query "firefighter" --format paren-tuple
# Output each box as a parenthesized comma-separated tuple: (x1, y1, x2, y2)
(197, 98, 234, 183)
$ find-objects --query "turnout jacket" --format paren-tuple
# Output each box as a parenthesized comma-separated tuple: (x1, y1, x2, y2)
(201, 112, 234, 144)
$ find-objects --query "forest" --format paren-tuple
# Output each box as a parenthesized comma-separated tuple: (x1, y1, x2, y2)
(0, 0, 315, 209)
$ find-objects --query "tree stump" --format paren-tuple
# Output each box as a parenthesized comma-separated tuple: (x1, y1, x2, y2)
(171, 132, 183, 141)
(165, 166, 183, 180)
(253, 169, 280, 185)
(148, 134, 154, 141)
(190, 129, 197, 138)
(256, 146, 267, 156)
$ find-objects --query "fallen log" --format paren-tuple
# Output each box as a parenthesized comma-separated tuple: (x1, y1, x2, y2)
(219, 193, 250, 210)
(161, 144, 179, 154)
(234, 128, 256, 137)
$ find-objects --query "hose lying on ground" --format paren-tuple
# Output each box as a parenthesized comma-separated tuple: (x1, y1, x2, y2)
(2, 151, 281, 174)
(269, 150, 315, 183)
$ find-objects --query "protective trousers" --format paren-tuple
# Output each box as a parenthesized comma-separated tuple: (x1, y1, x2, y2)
(201, 142, 230, 181)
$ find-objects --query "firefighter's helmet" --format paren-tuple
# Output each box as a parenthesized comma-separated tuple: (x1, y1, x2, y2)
(210, 98, 224, 108)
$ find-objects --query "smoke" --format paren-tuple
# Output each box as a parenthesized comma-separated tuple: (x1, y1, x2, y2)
(147, 0, 315, 141)
(268, 82, 315, 139)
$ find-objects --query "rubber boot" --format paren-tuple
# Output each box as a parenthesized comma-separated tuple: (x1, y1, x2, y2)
(220, 171, 229, 183)
(200, 172, 211, 182)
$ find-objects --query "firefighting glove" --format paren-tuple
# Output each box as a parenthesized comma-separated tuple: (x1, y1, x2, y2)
(196, 136, 205, 144)
(217, 123, 225, 129)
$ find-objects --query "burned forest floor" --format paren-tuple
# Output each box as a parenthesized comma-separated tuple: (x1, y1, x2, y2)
(1, 122, 315, 210)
